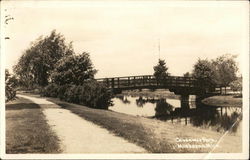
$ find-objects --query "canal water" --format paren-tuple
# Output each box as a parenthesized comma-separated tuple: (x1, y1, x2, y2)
(109, 95, 242, 133)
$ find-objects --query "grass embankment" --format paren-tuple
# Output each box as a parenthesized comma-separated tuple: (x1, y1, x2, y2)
(120, 89, 180, 99)
(6, 97, 61, 153)
(202, 95, 242, 107)
(46, 96, 241, 153)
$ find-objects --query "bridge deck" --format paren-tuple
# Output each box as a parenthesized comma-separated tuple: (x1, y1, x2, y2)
(96, 75, 202, 90)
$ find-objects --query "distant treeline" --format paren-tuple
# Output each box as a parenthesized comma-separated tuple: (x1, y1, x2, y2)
(154, 54, 241, 94)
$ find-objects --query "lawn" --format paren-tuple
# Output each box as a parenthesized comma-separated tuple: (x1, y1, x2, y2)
(202, 95, 242, 107)
(6, 97, 61, 153)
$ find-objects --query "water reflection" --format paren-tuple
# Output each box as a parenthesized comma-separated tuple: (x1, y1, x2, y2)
(136, 96, 157, 107)
(111, 95, 242, 133)
(116, 95, 131, 104)
(154, 99, 174, 119)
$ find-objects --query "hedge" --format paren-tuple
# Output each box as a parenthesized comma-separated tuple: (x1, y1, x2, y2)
(42, 81, 113, 109)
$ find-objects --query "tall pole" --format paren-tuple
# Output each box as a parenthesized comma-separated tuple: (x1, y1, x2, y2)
(158, 38, 160, 60)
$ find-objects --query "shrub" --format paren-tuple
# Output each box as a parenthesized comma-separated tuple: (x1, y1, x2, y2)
(5, 70, 18, 102)
(57, 84, 70, 100)
(81, 81, 113, 109)
(6, 85, 16, 102)
(42, 81, 113, 109)
(64, 85, 80, 103)
(229, 78, 242, 95)
(42, 83, 58, 97)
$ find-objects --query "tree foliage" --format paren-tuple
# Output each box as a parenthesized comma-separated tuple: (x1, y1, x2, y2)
(153, 59, 169, 80)
(193, 59, 215, 81)
(51, 53, 97, 85)
(192, 58, 217, 90)
(13, 30, 74, 87)
(183, 72, 191, 77)
(229, 77, 242, 93)
(5, 69, 18, 102)
(192, 54, 240, 93)
(212, 54, 238, 87)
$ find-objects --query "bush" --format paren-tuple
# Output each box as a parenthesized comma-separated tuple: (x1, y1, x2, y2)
(57, 84, 70, 100)
(6, 85, 16, 102)
(42, 83, 59, 97)
(42, 81, 113, 109)
(5, 70, 18, 102)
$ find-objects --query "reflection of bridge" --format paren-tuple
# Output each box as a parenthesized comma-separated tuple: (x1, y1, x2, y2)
(96, 75, 215, 96)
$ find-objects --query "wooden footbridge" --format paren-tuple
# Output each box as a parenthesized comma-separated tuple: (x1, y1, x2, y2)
(96, 75, 215, 95)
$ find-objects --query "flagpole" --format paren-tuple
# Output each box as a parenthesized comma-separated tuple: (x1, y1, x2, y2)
(158, 38, 160, 60)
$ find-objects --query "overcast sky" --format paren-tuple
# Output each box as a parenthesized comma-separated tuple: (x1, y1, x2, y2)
(2, 1, 248, 78)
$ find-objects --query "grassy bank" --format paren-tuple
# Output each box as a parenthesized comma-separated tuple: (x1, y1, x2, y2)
(45, 96, 241, 153)
(6, 97, 61, 153)
(202, 95, 242, 107)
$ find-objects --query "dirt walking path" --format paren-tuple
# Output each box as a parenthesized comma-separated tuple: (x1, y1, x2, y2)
(17, 94, 147, 153)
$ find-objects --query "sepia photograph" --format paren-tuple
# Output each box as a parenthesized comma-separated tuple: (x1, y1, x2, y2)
(0, 0, 249, 159)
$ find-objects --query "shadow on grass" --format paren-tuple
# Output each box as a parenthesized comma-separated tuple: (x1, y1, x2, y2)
(6, 103, 40, 110)
(233, 95, 242, 98)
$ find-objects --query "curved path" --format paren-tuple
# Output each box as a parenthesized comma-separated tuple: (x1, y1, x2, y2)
(17, 94, 147, 153)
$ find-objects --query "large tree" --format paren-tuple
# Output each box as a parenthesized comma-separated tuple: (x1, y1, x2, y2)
(229, 77, 242, 95)
(192, 54, 239, 94)
(192, 58, 215, 88)
(14, 30, 74, 87)
(212, 54, 239, 93)
(51, 52, 97, 85)
(153, 59, 169, 80)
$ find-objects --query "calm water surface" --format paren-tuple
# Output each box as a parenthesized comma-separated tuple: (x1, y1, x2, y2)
(109, 95, 242, 133)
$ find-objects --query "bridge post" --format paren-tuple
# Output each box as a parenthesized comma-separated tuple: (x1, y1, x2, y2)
(180, 94, 190, 109)
(134, 76, 136, 87)
(112, 78, 114, 89)
(176, 77, 178, 87)
(128, 77, 130, 86)
(106, 78, 109, 87)
(117, 78, 120, 88)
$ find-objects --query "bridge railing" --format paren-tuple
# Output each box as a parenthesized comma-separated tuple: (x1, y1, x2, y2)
(96, 75, 197, 89)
